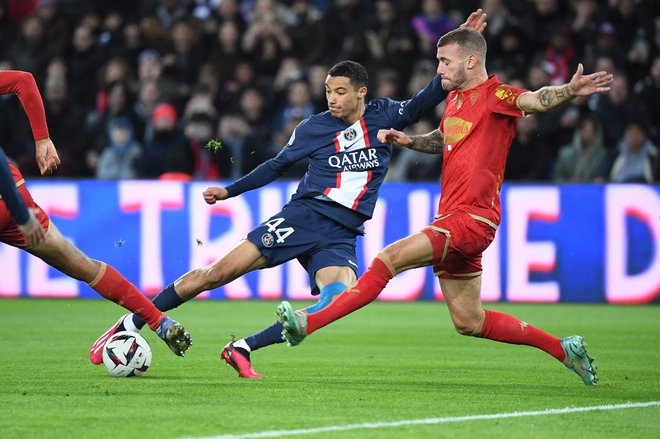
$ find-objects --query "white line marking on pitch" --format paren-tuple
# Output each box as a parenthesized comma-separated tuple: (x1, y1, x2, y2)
(181, 401, 660, 439)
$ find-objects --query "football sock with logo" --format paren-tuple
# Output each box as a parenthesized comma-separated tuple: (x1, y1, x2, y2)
(479, 309, 565, 362)
(307, 257, 395, 334)
(88, 263, 163, 331)
(131, 283, 184, 330)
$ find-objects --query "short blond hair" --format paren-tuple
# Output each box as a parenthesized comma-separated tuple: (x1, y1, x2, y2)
(437, 28, 487, 59)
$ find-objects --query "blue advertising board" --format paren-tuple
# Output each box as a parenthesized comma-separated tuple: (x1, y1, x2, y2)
(1, 181, 658, 303)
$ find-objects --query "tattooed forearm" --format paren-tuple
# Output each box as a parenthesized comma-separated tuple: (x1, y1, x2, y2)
(407, 129, 444, 154)
(534, 84, 574, 112)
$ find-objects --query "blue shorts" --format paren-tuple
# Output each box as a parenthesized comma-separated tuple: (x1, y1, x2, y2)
(246, 200, 358, 295)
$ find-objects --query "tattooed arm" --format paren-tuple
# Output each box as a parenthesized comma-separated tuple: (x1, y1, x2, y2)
(517, 63, 613, 113)
(377, 128, 444, 155)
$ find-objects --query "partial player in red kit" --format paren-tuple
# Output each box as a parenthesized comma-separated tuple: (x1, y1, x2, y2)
(277, 28, 613, 385)
(0, 70, 192, 360)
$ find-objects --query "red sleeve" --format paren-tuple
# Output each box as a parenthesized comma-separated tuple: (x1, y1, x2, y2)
(0, 71, 49, 140)
(486, 81, 528, 118)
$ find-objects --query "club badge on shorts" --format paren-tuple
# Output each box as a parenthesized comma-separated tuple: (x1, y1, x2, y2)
(261, 233, 274, 247)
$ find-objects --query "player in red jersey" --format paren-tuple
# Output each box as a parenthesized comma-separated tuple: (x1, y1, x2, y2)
(277, 28, 613, 385)
(0, 70, 192, 359)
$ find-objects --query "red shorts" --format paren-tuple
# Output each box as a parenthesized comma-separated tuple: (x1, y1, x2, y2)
(421, 211, 497, 280)
(0, 162, 50, 248)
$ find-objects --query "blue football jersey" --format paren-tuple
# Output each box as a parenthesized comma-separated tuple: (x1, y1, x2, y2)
(226, 75, 447, 229)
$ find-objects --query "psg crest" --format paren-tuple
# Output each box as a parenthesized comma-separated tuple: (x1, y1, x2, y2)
(343, 128, 357, 141)
(261, 233, 274, 247)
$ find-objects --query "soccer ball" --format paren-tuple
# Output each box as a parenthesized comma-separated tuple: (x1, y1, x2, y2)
(102, 331, 152, 377)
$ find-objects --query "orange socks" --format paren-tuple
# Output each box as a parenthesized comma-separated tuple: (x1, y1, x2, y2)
(479, 309, 565, 362)
(89, 263, 163, 331)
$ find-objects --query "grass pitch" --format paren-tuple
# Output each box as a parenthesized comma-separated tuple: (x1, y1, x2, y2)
(1, 299, 658, 438)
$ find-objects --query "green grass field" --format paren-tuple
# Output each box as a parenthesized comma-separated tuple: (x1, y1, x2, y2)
(1, 299, 658, 439)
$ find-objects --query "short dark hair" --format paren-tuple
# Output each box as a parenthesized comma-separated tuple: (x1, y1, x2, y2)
(328, 61, 369, 88)
(437, 28, 487, 59)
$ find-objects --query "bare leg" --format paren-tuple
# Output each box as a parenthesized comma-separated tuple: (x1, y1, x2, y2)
(173, 239, 269, 301)
(27, 223, 164, 330)
(440, 276, 566, 362)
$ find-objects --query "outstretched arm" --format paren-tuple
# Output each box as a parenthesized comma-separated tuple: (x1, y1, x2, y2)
(517, 63, 613, 113)
(378, 128, 444, 155)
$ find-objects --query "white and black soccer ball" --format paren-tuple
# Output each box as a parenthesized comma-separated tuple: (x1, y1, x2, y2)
(102, 331, 152, 377)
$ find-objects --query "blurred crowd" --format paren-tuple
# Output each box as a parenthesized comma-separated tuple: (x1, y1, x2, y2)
(0, 0, 658, 183)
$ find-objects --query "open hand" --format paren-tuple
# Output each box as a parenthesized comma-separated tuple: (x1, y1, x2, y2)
(568, 63, 614, 97)
(460, 9, 487, 34)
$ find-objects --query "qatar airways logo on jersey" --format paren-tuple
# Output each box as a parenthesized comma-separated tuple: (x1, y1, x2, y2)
(328, 148, 379, 171)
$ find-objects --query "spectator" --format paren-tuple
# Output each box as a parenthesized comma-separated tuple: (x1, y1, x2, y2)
(609, 121, 658, 183)
(134, 79, 163, 143)
(86, 81, 139, 153)
(242, 0, 291, 78)
(284, 0, 326, 65)
(183, 110, 224, 180)
(488, 25, 529, 81)
(41, 72, 88, 176)
(273, 79, 315, 131)
(506, 114, 552, 181)
(593, 73, 650, 149)
(543, 25, 574, 85)
(67, 23, 105, 110)
(215, 113, 251, 180)
(411, 0, 455, 55)
(34, 0, 70, 56)
(211, 0, 246, 32)
(322, 0, 370, 63)
(7, 15, 53, 84)
(96, 117, 142, 179)
(136, 49, 163, 82)
(306, 62, 329, 109)
(140, 103, 188, 177)
(364, 0, 418, 79)
(208, 20, 245, 81)
(162, 20, 204, 91)
(524, 0, 565, 50)
(634, 55, 660, 145)
(553, 115, 609, 184)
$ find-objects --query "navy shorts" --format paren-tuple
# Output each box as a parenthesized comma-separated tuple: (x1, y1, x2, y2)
(246, 200, 358, 295)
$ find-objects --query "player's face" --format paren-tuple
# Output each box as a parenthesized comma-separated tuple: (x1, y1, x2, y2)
(436, 43, 469, 91)
(325, 75, 367, 122)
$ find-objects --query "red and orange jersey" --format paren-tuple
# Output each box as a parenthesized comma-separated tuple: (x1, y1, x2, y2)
(438, 75, 527, 226)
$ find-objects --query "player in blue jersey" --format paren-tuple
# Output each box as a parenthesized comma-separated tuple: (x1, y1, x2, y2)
(89, 10, 488, 377)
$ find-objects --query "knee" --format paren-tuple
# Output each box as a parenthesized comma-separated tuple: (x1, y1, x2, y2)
(378, 248, 400, 273)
